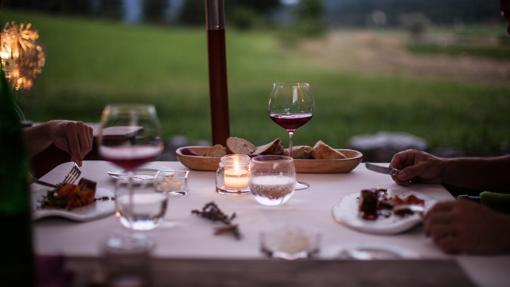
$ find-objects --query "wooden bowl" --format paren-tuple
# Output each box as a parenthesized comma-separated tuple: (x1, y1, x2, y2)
(293, 149, 363, 173)
(176, 146, 222, 171)
(177, 146, 363, 174)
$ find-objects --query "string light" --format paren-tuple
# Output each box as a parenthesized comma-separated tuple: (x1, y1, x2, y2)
(0, 21, 45, 91)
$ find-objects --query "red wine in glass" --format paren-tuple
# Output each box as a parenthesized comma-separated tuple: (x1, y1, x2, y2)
(270, 112, 313, 132)
(100, 146, 162, 171)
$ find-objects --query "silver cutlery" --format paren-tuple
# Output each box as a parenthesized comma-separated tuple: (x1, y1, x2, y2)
(62, 163, 81, 184)
(32, 164, 81, 188)
(365, 163, 400, 176)
(33, 179, 57, 188)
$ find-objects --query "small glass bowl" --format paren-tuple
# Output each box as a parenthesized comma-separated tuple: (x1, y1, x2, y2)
(260, 225, 320, 260)
(154, 170, 189, 196)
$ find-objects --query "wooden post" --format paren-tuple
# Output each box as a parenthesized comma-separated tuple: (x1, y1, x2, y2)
(205, 0, 230, 146)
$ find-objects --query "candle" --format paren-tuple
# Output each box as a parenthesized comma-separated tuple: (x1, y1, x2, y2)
(224, 168, 249, 189)
(222, 155, 250, 190)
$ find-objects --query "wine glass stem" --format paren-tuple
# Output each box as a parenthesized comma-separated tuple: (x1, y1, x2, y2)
(127, 170, 134, 229)
(288, 131, 294, 158)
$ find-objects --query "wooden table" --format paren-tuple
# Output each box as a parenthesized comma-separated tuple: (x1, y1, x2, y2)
(65, 257, 474, 287)
(33, 161, 510, 286)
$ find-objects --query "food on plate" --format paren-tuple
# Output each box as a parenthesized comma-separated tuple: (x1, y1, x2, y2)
(392, 194, 425, 206)
(41, 178, 97, 210)
(226, 136, 257, 155)
(359, 188, 387, 220)
(311, 140, 347, 160)
(391, 194, 425, 216)
(252, 138, 284, 156)
(358, 188, 425, 220)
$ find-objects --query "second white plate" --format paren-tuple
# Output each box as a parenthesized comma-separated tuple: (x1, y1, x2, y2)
(332, 189, 435, 235)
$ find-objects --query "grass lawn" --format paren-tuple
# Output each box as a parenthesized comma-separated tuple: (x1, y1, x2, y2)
(3, 10, 510, 155)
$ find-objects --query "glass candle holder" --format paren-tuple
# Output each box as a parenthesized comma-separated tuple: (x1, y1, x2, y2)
(216, 154, 250, 194)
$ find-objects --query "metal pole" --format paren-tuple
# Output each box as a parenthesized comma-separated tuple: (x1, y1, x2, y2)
(205, 0, 230, 146)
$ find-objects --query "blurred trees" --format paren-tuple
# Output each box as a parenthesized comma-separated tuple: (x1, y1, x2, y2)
(178, 0, 204, 25)
(143, 0, 167, 23)
(226, 0, 280, 30)
(295, 0, 325, 37)
(3, 0, 95, 15)
(2, 0, 502, 27)
(326, 0, 500, 26)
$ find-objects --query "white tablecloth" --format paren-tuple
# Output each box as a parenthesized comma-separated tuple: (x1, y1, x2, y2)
(33, 161, 510, 286)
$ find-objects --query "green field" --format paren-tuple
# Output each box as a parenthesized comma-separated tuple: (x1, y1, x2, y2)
(3, 10, 510, 155)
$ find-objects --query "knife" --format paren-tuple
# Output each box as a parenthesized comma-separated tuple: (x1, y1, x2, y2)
(365, 163, 400, 176)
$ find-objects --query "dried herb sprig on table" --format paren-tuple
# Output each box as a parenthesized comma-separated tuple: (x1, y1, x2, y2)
(192, 201, 236, 224)
(191, 201, 241, 240)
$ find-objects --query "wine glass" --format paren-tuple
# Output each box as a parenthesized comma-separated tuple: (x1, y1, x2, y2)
(268, 82, 314, 189)
(98, 104, 164, 238)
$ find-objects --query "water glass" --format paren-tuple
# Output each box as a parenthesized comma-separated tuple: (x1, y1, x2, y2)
(249, 155, 296, 206)
(115, 180, 168, 231)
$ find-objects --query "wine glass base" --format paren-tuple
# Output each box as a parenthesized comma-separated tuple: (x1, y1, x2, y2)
(295, 181, 310, 190)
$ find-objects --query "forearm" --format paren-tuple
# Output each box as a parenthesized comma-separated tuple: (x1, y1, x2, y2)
(441, 155, 510, 192)
(23, 124, 53, 157)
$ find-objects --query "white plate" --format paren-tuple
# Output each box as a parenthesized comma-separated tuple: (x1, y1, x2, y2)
(32, 187, 115, 221)
(332, 189, 435, 235)
(107, 168, 165, 183)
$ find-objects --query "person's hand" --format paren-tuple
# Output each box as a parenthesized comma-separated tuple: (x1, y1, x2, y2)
(390, 149, 446, 185)
(46, 120, 93, 166)
(424, 199, 510, 254)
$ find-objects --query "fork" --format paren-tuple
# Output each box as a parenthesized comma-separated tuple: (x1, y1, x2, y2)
(62, 163, 81, 184)
(32, 164, 82, 188)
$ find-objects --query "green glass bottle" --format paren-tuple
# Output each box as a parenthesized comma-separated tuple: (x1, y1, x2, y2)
(0, 65, 34, 285)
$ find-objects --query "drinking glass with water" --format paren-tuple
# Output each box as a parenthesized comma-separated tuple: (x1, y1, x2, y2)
(249, 155, 296, 206)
